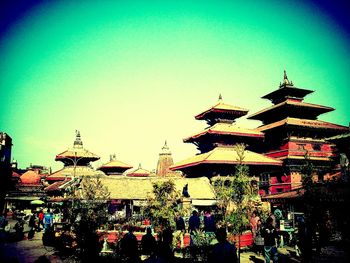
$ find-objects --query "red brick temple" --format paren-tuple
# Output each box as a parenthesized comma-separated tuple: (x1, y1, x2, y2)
(156, 141, 180, 177)
(248, 71, 349, 195)
(170, 95, 282, 177)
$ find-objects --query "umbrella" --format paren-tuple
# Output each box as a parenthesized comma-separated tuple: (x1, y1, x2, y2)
(30, 199, 45, 205)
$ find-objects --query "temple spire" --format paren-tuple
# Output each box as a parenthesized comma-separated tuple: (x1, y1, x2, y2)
(218, 94, 223, 101)
(73, 130, 83, 148)
(110, 154, 117, 161)
(283, 70, 290, 85)
(280, 70, 294, 88)
(162, 140, 170, 151)
(157, 140, 174, 176)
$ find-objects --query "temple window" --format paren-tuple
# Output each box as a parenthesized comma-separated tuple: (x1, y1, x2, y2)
(313, 144, 322, 151)
(296, 143, 306, 150)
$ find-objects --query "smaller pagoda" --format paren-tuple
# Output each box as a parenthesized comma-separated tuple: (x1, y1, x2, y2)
(98, 154, 133, 176)
(171, 95, 282, 177)
(46, 131, 102, 183)
(127, 164, 150, 177)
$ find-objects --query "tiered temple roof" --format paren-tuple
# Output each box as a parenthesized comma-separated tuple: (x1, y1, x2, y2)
(171, 96, 282, 177)
(248, 71, 348, 171)
(248, 71, 348, 136)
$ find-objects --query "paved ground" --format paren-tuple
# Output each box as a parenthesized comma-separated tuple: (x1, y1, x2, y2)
(0, 231, 62, 263)
(1, 220, 348, 262)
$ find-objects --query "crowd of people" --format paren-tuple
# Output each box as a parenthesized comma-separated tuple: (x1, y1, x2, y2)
(0, 207, 63, 242)
(1, 205, 338, 263)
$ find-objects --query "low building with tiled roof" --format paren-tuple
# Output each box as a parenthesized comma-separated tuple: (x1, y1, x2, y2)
(98, 154, 133, 175)
(127, 164, 150, 177)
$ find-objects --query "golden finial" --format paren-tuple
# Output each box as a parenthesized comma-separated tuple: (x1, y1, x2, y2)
(218, 94, 223, 101)
(283, 70, 290, 85)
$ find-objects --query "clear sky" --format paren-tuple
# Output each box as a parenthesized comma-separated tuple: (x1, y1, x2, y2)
(1, 0, 349, 172)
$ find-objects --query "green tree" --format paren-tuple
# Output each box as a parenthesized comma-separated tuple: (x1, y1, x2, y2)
(213, 144, 262, 262)
(67, 176, 110, 261)
(142, 179, 181, 230)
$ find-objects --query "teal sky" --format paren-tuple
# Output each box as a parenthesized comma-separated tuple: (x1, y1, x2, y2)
(1, 0, 349, 171)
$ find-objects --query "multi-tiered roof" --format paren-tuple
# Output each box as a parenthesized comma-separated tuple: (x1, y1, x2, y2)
(170, 96, 282, 177)
(248, 71, 348, 165)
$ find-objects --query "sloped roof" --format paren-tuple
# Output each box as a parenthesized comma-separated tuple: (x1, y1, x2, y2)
(170, 146, 282, 171)
(45, 179, 71, 192)
(262, 188, 304, 200)
(278, 155, 332, 161)
(262, 86, 313, 102)
(55, 148, 100, 161)
(327, 132, 350, 141)
(257, 117, 348, 132)
(183, 123, 264, 142)
(195, 100, 248, 120)
(99, 160, 133, 170)
(46, 166, 105, 181)
(248, 100, 334, 120)
(127, 165, 150, 177)
(101, 176, 216, 200)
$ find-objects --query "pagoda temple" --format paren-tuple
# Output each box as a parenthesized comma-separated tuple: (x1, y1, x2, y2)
(98, 154, 133, 176)
(248, 71, 349, 194)
(46, 131, 102, 183)
(170, 95, 282, 177)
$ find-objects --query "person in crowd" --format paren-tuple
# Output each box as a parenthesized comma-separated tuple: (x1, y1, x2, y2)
(254, 219, 264, 256)
(43, 209, 53, 231)
(120, 225, 139, 262)
(250, 211, 260, 239)
(175, 212, 185, 248)
(175, 212, 185, 232)
(14, 219, 24, 241)
(188, 210, 200, 246)
(204, 210, 216, 233)
(156, 227, 174, 263)
(28, 211, 36, 240)
(141, 227, 156, 257)
(189, 210, 200, 233)
(209, 227, 237, 263)
(297, 216, 312, 262)
(38, 210, 44, 231)
(0, 211, 8, 241)
(262, 217, 279, 263)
